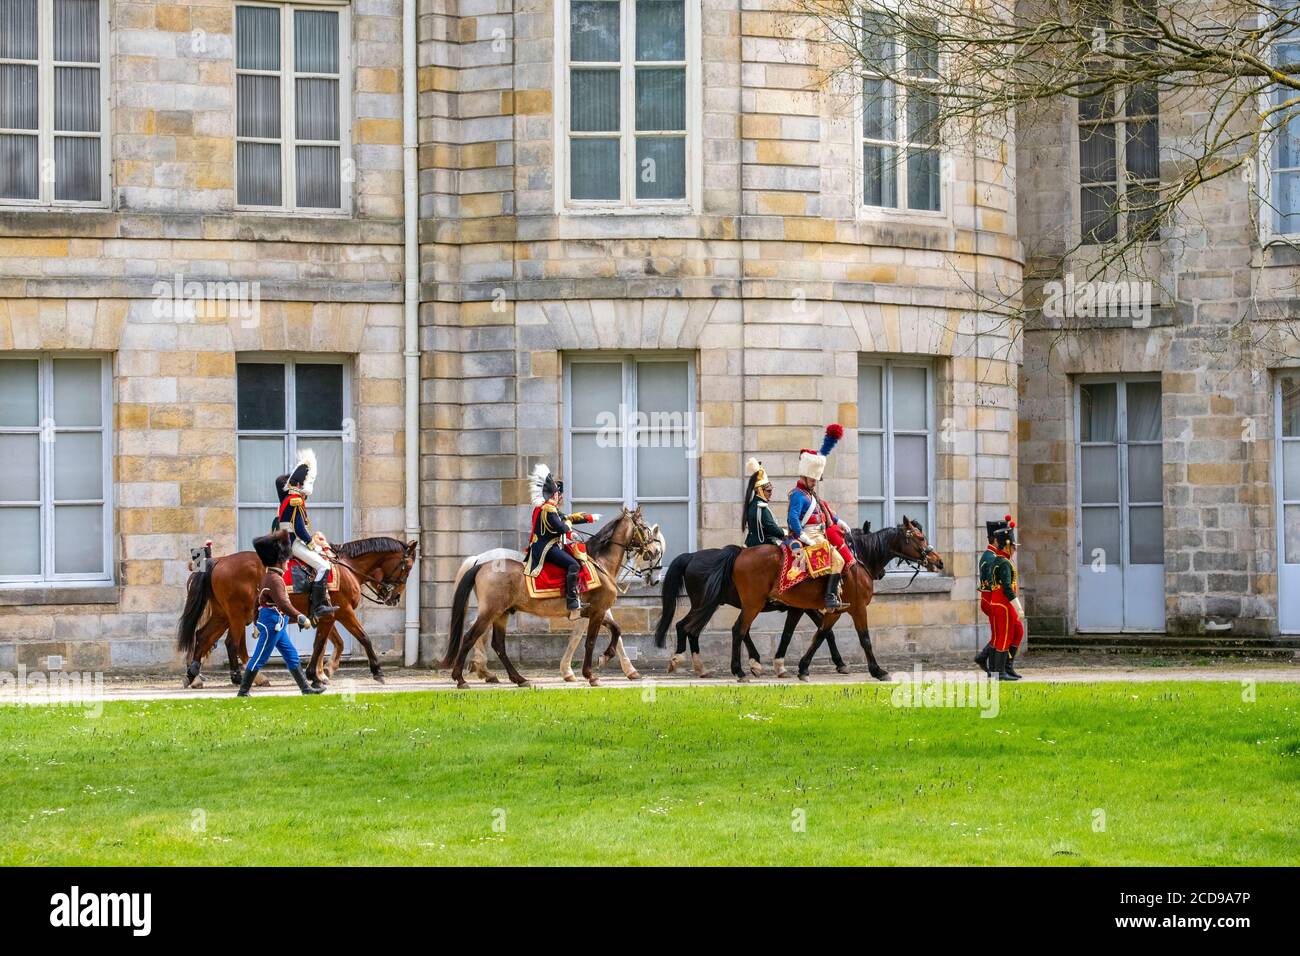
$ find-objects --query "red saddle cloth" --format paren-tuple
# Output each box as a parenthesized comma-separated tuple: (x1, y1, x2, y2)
(526, 542, 599, 598)
(776, 539, 836, 594)
(283, 559, 335, 590)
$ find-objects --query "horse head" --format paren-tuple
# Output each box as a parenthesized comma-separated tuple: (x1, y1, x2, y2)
(897, 515, 943, 572)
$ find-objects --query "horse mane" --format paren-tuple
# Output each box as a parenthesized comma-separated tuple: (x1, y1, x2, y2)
(336, 536, 407, 558)
(849, 525, 905, 576)
(584, 515, 623, 556)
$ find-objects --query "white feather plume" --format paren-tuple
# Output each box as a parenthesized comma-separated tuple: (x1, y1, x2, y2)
(528, 462, 552, 507)
(296, 447, 318, 496)
(745, 457, 762, 477)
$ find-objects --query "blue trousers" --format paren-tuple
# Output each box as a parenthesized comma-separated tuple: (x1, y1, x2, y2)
(250, 606, 301, 672)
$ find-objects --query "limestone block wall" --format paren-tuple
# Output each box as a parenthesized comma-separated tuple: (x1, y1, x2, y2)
(415, 0, 1024, 663)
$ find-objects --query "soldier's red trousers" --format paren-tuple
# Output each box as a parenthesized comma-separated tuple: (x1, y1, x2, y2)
(980, 591, 1023, 652)
(824, 523, 855, 569)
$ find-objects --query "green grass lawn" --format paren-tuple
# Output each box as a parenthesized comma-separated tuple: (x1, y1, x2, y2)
(0, 681, 1297, 865)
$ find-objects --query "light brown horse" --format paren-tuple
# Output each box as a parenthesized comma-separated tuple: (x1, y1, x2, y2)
(697, 517, 944, 681)
(176, 534, 416, 688)
(439, 507, 656, 688)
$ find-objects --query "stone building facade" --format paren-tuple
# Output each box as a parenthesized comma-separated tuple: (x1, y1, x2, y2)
(25, 0, 1296, 675)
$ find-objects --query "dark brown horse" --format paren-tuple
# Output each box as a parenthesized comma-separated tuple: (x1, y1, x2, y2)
(697, 517, 943, 681)
(176, 535, 416, 688)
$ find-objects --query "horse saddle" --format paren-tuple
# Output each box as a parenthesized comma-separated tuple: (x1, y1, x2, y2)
(775, 538, 843, 595)
(285, 559, 340, 594)
(524, 542, 603, 600)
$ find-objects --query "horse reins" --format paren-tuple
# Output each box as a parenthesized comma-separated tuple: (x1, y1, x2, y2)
(331, 554, 412, 606)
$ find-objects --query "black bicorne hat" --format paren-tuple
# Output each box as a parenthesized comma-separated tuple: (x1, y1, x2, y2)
(253, 531, 292, 567)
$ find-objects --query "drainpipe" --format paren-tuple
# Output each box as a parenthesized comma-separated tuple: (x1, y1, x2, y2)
(402, 0, 421, 666)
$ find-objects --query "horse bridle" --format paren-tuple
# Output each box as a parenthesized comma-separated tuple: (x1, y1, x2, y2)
(857, 523, 938, 588)
(333, 553, 415, 607)
(574, 514, 663, 589)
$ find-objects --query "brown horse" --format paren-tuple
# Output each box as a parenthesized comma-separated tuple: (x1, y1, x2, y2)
(439, 507, 656, 688)
(176, 534, 416, 688)
(698, 517, 944, 681)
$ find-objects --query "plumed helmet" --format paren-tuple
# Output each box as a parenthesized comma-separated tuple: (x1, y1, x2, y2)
(797, 424, 844, 481)
(287, 447, 317, 496)
(745, 456, 770, 487)
(528, 463, 561, 505)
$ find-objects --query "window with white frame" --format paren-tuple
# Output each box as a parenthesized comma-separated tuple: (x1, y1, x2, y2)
(236, 358, 350, 551)
(563, 355, 695, 564)
(0, 354, 111, 583)
(860, 10, 941, 212)
(0, 0, 108, 205)
(1077, 0, 1160, 243)
(235, 3, 349, 211)
(1271, 3, 1300, 233)
(563, 0, 692, 206)
(857, 358, 934, 549)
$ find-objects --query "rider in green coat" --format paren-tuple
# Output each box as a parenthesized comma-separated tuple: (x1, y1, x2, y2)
(743, 458, 786, 546)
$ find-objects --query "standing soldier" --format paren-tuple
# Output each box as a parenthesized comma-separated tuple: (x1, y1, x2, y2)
(523, 463, 601, 619)
(272, 448, 339, 625)
(975, 515, 1024, 680)
(786, 424, 853, 610)
(239, 531, 324, 696)
(743, 458, 786, 546)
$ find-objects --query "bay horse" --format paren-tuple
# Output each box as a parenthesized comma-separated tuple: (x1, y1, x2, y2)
(653, 546, 850, 678)
(461, 523, 666, 683)
(439, 507, 656, 687)
(175, 533, 416, 688)
(697, 517, 943, 681)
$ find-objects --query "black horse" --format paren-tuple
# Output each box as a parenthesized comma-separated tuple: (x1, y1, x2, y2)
(653, 546, 848, 678)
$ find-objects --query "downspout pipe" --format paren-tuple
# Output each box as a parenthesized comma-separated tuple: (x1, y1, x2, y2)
(402, 0, 421, 666)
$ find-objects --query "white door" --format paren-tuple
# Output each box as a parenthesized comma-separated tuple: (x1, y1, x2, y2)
(1279, 373, 1300, 633)
(1076, 379, 1165, 632)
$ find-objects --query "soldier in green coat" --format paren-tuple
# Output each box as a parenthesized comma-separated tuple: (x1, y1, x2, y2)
(743, 458, 786, 546)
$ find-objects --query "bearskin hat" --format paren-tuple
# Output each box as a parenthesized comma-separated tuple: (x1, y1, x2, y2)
(797, 423, 844, 481)
(253, 530, 293, 567)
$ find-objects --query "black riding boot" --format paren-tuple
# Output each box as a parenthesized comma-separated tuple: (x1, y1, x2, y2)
(565, 566, 587, 618)
(992, 649, 1020, 681)
(823, 573, 848, 611)
(310, 579, 339, 623)
(237, 667, 257, 697)
(1005, 644, 1023, 679)
(974, 641, 993, 674)
(289, 665, 325, 695)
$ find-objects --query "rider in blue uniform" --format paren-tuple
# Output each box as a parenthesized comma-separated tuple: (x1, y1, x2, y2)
(272, 448, 338, 624)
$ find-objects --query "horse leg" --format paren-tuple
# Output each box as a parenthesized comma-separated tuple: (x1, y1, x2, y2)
(325, 631, 344, 681)
(225, 632, 243, 686)
(335, 605, 384, 683)
(744, 632, 763, 677)
(490, 620, 528, 687)
(560, 625, 583, 682)
(688, 623, 712, 677)
(857, 623, 888, 681)
(826, 630, 849, 674)
(472, 631, 499, 683)
(731, 607, 760, 682)
(773, 609, 802, 678)
(797, 625, 831, 681)
(453, 615, 492, 689)
(184, 615, 228, 689)
(580, 613, 603, 686)
(668, 617, 688, 673)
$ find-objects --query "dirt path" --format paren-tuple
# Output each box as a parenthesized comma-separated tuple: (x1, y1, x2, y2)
(3, 654, 1296, 705)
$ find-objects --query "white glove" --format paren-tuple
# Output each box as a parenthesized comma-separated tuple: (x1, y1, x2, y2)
(1011, 597, 1025, 619)
(837, 518, 850, 533)
(800, 532, 816, 547)
(296, 614, 311, 629)
(587, 513, 602, 522)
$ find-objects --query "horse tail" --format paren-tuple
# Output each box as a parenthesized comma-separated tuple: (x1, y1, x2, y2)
(176, 567, 213, 654)
(697, 544, 741, 621)
(440, 557, 483, 669)
(653, 550, 693, 648)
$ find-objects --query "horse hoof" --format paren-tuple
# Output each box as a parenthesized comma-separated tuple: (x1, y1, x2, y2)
(749, 661, 763, 677)
(563, 673, 577, 683)
(455, 680, 470, 689)
(735, 675, 750, 683)
(836, 665, 851, 675)
(484, 675, 501, 684)
(372, 674, 385, 685)
(588, 678, 600, 687)
(797, 672, 810, 682)
(190, 676, 205, 689)
(626, 671, 642, 681)
(871, 669, 890, 682)
(774, 669, 789, 679)
(230, 673, 243, 687)
(667, 659, 679, 673)
(696, 671, 714, 679)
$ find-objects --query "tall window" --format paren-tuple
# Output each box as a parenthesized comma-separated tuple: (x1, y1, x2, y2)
(857, 358, 933, 543)
(563, 355, 695, 563)
(564, 0, 691, 205)
(1271, 5, 1300, 233)
(0, 0, 107, 205)
(1078, 1, 1160, 243)
(0, 354, 111, 583)
(236, 358, 350, 550)
(860, 11, 941, 212)
(236, 3, 348, 211)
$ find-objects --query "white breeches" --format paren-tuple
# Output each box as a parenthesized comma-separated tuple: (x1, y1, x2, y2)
(292, 541, 330, 581)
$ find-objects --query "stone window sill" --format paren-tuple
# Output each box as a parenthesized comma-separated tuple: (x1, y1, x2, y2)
(0, 584, 119, 607)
